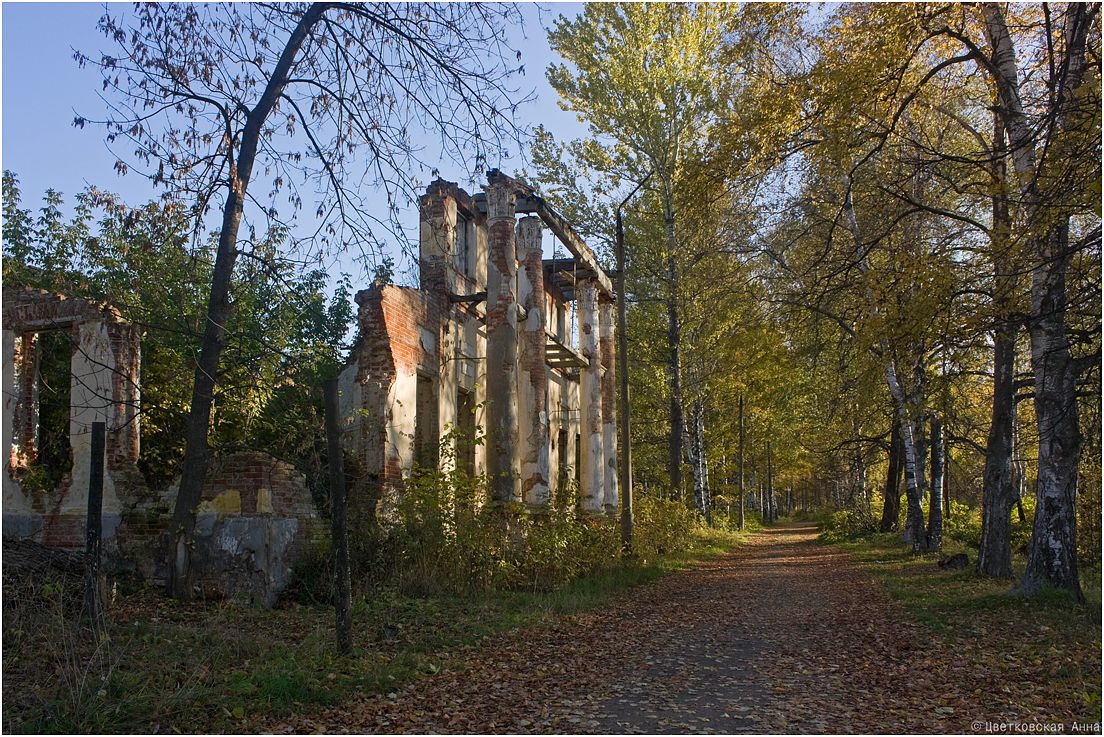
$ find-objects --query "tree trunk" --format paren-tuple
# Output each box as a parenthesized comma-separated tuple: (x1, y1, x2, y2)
(665, 253, 684, 500)
(167, 4, 327, 600)
(880, 419, 903, 532)
(1012, 417, 1027, 523)
(981, 3, 1090, 601)
(926, 415, 944, 552)
(978, 100, 1018, 578)
(83, 422, 105, 635)
(699, 405, 711, 525)
(738, 395, 746, 530)
(978, 320, 1017, 576)
(766, 440, 774, 524)
(685, 398, 709, 522)
(842, 173, 928, 552)
(944, 441, 952, 519)
(324, 379, 351, 655)
(886, 362, 928, 552)
(1022, 220, 1084, 601)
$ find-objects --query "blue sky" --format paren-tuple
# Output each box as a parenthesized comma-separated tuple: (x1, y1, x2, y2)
(1, 2, 590, 281)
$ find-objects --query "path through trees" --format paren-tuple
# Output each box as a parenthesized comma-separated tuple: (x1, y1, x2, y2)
(269, 526, 1097, 734)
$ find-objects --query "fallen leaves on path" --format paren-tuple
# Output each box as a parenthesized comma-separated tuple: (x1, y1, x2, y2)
(265, 526, 1100, 734)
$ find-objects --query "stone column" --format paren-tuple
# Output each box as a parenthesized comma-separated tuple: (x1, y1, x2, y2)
(418, 181, 457, 296)
(599, 297, 618, 515)
(484, 180, 520, 504)
(578, 276, 604, 514)
(517, 216, 550, 509)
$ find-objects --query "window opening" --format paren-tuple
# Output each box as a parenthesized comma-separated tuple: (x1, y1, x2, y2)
(456, 387, 476, 475)
(414, 373, 439, 469)
(29, 329, 73, 492)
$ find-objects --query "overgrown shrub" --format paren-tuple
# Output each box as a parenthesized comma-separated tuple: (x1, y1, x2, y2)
(943, 497, 1035, 554)
(329, 459, 705, 599)
(633, 494, 697, 558)
(943, 501, 981, 548)
(819, 505, 880, 543)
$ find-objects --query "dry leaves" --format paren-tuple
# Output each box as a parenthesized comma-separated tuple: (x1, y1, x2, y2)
(265, 525, 1100, 734)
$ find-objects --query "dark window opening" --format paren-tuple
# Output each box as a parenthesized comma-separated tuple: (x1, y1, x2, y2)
(455, 215, 471, 277)
(414, 373, 439, 469)
(456, 388, 476, 475)
(29, 329, 73, 492)
(574, 432, 581, 483)
(557, 428, 568, 488)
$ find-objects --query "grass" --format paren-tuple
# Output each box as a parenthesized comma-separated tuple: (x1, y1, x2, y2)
(2, 525, 743, 734)
(826, 530, 1102, 721)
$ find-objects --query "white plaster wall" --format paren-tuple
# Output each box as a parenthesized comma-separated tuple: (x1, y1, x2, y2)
(66, 321, 120, 516)
(474, 213, 488, 290)
(437, 319, 459, 472)
(336, 360, 363, 454)
(387, 369, 418, 472)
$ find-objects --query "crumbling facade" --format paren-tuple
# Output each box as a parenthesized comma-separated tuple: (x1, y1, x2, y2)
(340, 171, 619, 516)
(2, 286, 323, 604)
(2, 286, 142, 546)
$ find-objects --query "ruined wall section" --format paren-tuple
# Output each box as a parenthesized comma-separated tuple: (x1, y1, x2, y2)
(2, 286, 142, 548)
(339, 283, 449, 520)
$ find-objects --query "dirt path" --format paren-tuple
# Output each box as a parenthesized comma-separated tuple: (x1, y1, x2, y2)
(272, 525, 1073, 734)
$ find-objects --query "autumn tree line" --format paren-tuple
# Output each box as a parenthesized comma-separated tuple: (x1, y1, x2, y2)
(1, 4, 1098, 605)
(529, 3, 1100, 602)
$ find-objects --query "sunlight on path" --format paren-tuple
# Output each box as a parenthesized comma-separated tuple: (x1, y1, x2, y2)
(271, 523, 1032, 734)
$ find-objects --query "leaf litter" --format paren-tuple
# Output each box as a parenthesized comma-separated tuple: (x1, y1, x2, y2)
(265, 524, 1100, 734)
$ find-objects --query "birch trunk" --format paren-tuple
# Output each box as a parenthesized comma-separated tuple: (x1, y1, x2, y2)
(886, 362, 928, 551)
(979, 321, 1017, 576)
(978, 102, 1017, 578)
(738, 396, 746, 530)
(665, 229, 685, 501)
(981, 3, 1090, 600)
(685, 399, 709, 521)
(842, 177, 928, 551)
(766, 441, 774, 524)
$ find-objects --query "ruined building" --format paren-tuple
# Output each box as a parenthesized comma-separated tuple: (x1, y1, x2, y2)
(1, 170, 617, 602)
(2, 288, 143, 547)
(338, 171, 620, 516)
(2, 287, 322, 605)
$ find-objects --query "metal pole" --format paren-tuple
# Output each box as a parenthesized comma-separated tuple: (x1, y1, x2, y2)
(616, 208, 634, 554)
(83, 421, 105, 634)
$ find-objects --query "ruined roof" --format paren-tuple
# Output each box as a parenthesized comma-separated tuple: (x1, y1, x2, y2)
(483, 169, 615, 298)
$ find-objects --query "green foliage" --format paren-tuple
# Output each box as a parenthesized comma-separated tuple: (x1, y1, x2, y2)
(819, 505, 881, 543)
(632, 494, 698, 559)
(338, 425, 709, 598)
(943, 497, 1036, 555)
(1, 172, 352, 493)
(942, 502, 982, 549)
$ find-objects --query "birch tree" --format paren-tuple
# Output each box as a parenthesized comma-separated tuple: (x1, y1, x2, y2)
(964, 3, 1100, 599)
